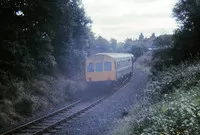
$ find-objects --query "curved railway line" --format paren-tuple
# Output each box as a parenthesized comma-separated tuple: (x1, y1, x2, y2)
(0, 76, 131, 135)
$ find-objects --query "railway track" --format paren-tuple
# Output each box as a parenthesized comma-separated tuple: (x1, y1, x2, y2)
(0, 76, 131, 135)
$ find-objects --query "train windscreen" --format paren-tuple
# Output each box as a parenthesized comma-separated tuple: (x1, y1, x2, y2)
(87, 63, 94, 72)
(96, 63, 103, 72)
(104, 61, 112, 71)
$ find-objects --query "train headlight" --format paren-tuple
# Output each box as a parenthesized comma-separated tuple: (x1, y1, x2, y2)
(107, 76, 111, 80)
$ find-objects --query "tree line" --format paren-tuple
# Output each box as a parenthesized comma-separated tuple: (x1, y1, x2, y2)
(0, 0, 92, 81)
(88, 32, 155, 59)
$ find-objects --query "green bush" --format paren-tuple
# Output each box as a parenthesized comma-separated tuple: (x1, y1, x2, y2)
(126, 89, 200, 135)
(129, 45, 148, 59)
(114, 60, 200, 135)
(151, 47, 173, 73)
(0, 74, 86, 129)
(14, 98, 33, 116)
(148, 61, 200, 102)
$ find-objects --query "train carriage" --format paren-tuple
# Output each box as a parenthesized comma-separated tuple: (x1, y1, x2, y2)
(85, 53, 134, 86)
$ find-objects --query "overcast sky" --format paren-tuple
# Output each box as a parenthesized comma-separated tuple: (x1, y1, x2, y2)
(83, 0, 178, 41)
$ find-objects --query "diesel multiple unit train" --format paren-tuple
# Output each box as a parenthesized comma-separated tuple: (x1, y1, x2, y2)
(85, 53, 134, 86)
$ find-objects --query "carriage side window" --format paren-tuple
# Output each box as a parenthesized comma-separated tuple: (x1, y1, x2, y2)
(87, 63, 94, 72)
(96, 63, 103, 72)
(104, 61, 112, 71)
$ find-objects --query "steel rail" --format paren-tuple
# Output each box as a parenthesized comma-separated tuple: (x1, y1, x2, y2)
(1, 100, 82, 135)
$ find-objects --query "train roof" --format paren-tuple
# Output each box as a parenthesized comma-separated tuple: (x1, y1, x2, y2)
(94, 53, 134, 59)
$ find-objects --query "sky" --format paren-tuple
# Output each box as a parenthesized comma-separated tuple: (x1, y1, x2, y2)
(83, 0, 178, 41)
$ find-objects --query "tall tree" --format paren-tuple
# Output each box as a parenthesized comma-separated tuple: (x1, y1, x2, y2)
(153, 35, 172, 48)
(150, 33, 156, 39)
(172, 0, 200, 62)
(95, 36, 110, 52)
(152, 0, 200, 71)
(52, 0, 91, 75)
(0, 0, 91, 78)
(0, 0, 58, 79)
(110, 38, 117, 51)
(139, 33, 144, 41)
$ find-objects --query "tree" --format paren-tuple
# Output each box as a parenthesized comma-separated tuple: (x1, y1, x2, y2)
(152, 34, 173, 72)
(129, 45, 147, 58)
(52, 0, 91, 75)
(0, 0, 92, 79)
(95, 36, 110, 52)
(153, 35, 173, 48)
(153, 0, 200, 71)
(117, 38, 147, 58)
(139, 33, 144, 41)
(110, 38, 117, 52)
(150, 33, 156, 39)
(123, 38, 133, 51)
(0, 0, 59, 79)
(171, 0, 200, 63)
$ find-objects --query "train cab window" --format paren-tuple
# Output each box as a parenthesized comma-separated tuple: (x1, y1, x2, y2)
(96, 63, 103, 72)
(87, 63, 94, 72)
(104, 61, 112, 71)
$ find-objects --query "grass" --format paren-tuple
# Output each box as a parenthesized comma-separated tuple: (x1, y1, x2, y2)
(113, 59, 200, 135)
(0, 73, 86, 129)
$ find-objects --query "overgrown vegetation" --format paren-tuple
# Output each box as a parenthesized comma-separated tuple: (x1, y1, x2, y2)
(0, 0, 90, 128)
(113, 0, 200, 134)
(114, 62, 200, 135)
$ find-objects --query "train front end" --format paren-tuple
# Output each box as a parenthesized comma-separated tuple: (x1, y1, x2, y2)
(85, 54, 116, 88)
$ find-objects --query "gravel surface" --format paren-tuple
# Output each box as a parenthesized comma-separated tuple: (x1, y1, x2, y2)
(54, 68, 148, 135)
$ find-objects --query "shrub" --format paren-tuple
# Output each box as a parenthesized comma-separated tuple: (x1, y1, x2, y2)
(129, 45, 148, 59)
(113, 60, 200, 135)
(0, 74, 86, 129)
(128, 89, 200, 135)
(14, 98, 33, 116)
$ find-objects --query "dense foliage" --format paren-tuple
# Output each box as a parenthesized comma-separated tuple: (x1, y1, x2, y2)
(172, 0, 200, 62)
(0, 0, 91, 128)
(0, 0, 90, 89)
(151, 35, 173, 72)
(0, 0, 91, 79)
(152, 0, 200, 72)
(114, 61, 200, 135)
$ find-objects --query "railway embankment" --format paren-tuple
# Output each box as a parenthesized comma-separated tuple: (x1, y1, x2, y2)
(0, 74, 86, 130)
(113, 54, 200, 134)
